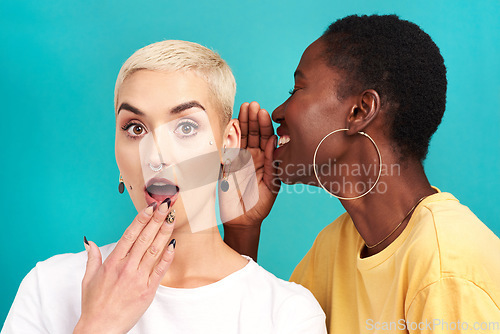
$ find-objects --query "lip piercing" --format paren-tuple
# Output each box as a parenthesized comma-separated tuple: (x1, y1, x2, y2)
(149, 162, 163, 172)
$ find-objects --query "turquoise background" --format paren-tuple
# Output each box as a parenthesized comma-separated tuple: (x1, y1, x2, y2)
(1, 0, 499, 326)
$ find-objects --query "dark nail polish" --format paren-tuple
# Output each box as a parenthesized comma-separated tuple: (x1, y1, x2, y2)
(83, 236, 89, 246)
(168, 238, 176, 249)
(162, 197, 171, 208)
(148, 202, 158, 209)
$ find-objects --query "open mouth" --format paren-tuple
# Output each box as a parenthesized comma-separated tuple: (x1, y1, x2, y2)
(277, 135, 291, 147)
(144, 177, 180, 204)
(273, 135, 291, 162)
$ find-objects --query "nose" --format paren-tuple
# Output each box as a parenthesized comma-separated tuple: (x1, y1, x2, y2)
(146, 142, 164, 170)
(272, 99, 287, 124)
(143, 129, 170, 172)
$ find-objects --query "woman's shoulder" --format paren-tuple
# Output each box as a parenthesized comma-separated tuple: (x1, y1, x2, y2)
(3, 243, 117, 333)
(412, 191, 499, 252)
(239, 259, 325, 330)
(23, 242, 117, 303)
(35, 242, 116, 275)
(405, 192, 500, 295)
(24, 242, 117, 293)
(242, 258, 325, 312)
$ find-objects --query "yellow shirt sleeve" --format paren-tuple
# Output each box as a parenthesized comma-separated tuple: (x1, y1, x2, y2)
(407, 277, 500, 334)
(290, 239, 316, 288)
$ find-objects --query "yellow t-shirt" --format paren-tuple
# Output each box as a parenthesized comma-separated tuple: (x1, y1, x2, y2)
(290, 191, 500, 333)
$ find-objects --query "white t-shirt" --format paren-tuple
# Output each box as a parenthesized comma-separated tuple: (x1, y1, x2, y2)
(2, 243, 326, 334)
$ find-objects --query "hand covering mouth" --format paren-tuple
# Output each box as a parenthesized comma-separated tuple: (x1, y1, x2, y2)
(144, 177, 180, 203)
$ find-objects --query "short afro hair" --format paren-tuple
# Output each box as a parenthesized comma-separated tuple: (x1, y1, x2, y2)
(321, 14, 447, 161)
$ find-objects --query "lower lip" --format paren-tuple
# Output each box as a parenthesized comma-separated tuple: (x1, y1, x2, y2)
(144, 188, 179, 206)
(273, 142, 290, 161)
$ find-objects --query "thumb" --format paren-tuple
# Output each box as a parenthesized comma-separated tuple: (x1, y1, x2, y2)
(83, 237, 102, 283)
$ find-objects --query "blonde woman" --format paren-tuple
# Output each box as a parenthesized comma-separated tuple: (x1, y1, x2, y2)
(2, 40, 326, 334)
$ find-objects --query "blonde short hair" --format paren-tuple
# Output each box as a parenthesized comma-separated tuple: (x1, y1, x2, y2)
(114, 40, 235, 125)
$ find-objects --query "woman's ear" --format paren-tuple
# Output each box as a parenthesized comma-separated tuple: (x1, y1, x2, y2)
(224, 119, 241, 150)
(220, 119, 241, 164)
(346, 89, 380, 135)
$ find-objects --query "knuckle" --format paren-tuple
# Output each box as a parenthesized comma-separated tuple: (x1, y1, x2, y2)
(159, 223, 173, 235)
(147, 245, 159, 256)
(137, 233, 149, 244)
(136, 216, 149, 225)
(123, 229, 135, 241)
(160, 254, 173, 266)
(151, 215, 163, 225)
(153, 265, 165, 276)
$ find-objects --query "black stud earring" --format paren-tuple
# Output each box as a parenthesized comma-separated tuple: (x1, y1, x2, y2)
(220, 159, 231, 192)
(118, 174, 125, 194)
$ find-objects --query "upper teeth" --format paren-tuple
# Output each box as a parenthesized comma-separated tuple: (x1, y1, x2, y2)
(152, 182, 168, 186)
(278, 136, 291, 147)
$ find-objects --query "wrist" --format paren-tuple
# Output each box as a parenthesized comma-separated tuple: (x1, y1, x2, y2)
(223, 220, 262, 262)
(74, 318, 120, 334)
(73, 320, 90, 334)
(223, 217, 263, 231)
(224, 222, 262, 232)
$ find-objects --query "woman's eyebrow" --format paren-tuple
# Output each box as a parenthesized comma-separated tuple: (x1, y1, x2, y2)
(116, 101, 206, 116)
(170, 100, 206, 114)
(117, 103, 145, 116)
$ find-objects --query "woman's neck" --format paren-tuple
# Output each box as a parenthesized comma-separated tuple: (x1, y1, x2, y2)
(340, 156, 436, 258)
(160, 204, 248, 288)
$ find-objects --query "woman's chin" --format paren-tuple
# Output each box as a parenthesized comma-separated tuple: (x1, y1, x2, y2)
(276, 159, 316, 185)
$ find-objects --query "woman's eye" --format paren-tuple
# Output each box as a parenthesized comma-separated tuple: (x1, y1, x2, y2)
(130, 125, 144, 135)
(174, 120, 199, 138)
(121, 122, 147, 139)
(289, 88, 298, 96)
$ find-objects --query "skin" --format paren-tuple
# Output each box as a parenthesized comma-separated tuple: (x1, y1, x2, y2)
(224, 37, 436, 259)
(75, 69, 247, 334)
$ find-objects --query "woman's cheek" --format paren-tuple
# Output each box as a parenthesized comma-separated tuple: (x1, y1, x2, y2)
(117, 139, 143, 185)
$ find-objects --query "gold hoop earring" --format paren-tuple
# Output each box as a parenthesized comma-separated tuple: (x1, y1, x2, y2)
(118, 174, 125, 194)
(312, 128, 382, 200)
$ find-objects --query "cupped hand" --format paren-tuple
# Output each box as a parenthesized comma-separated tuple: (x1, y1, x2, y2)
(223, 101, 281, 228)
(74, 201, 176, 334)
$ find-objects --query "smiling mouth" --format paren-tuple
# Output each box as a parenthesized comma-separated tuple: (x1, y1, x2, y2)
(277, 135, 291, 147)
(144, 177, 180, 204)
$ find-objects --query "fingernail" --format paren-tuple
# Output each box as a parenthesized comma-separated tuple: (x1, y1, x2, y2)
(274, 136, 278, 148)
(167, 238, 176, 251)
(83, 236, 89, 252)
(165, 209, 175, 224)
(159, 198, 171, 214)
(145, 202, 157, 215)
